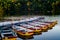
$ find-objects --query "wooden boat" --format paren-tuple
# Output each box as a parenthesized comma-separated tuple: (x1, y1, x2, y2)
(20, 24, 42, 33)
(44, 21, 58, 27)
(1, 25, 12, 30)
(27, 22, 48, 31)
(1, 27, 17, 40)
(12, 25, 34, 38)
(32, 20, 57, 28)
(31, 22, 52, 28)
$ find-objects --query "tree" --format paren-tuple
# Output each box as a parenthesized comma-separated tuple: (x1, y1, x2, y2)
(0, 5, 4, 20)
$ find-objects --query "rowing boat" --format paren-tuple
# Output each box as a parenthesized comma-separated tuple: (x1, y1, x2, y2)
(12, 25, 34, 38)
(1, 30, 17, 40)
(1, 27, 17, 40)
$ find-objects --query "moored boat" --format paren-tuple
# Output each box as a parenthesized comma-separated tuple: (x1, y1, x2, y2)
(1, 29, 17, 40)
(19, 24, 42, 34)
(32, 20, 57, 28)
(37, 20, 57, 27)
(27, 22, 48, 31)
(12, 25, 34, 38)
(31, 22, 52, 28)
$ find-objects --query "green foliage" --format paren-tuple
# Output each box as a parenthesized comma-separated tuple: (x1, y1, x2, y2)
(0, 5, 4, 20)
(0, 0, 60, 17)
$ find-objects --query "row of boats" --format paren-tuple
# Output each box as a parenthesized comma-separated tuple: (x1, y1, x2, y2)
(0, 17, 57, 40)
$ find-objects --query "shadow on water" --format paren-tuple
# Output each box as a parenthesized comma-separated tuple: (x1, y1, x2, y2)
(17, 33, 34, 39)
(17, 27, 54, 40)
(33, 32, 42, 35)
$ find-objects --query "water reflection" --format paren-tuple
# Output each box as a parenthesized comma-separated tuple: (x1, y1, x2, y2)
(17, 16, 60, 40)
(32, 16, 60, 40)
(18, 27, 54, 40)
(18, 35, 34, 39)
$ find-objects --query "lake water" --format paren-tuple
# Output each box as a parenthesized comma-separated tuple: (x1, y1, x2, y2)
(17, 16, 60, 40)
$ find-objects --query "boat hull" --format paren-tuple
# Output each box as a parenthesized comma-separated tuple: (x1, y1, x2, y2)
(2, 37, 17, 40)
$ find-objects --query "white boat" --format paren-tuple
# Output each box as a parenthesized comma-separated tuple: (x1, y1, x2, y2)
(19, 24, 42, 33)
(12, 25, 34, 38)
(1, 28, 17, 40)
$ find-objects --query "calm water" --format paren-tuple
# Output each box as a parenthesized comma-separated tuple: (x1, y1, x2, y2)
(17, 16, 60, 40)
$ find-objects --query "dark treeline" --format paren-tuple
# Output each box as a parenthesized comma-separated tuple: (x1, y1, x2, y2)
(0, 0, 60, 17)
